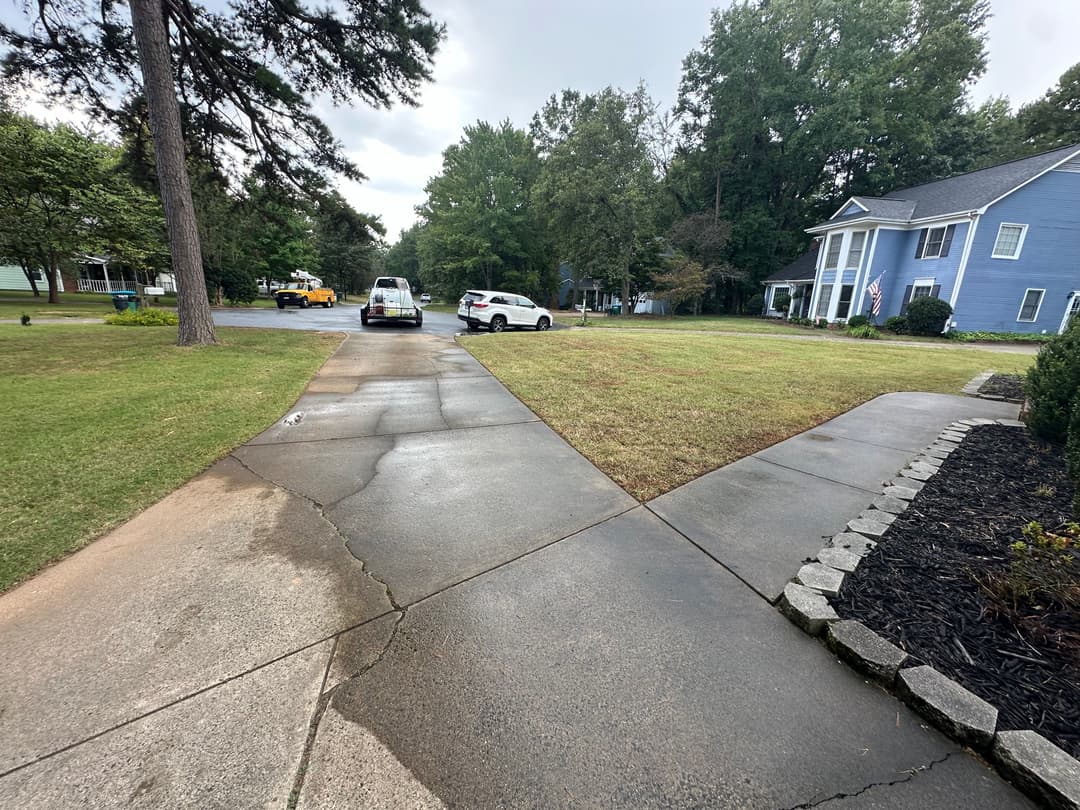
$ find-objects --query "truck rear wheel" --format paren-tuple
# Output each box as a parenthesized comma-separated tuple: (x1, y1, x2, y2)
(276, 300, 285, 309)
(360, 307, 369, 325)
(322, 300, 330, 308)
(300, 297, 310, 309)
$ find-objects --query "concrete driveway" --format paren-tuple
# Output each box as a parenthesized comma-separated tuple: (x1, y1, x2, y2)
(0, 329, 1034, 808)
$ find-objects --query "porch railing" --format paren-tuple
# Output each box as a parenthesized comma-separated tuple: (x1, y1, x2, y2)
(77, 278, 137, 293)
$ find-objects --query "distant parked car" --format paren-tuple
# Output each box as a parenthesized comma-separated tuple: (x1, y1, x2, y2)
(420, 293, 432, 303)
(458, 290, 552, 332)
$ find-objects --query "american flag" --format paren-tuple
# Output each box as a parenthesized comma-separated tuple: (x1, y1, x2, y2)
(866, 273, 885, 317)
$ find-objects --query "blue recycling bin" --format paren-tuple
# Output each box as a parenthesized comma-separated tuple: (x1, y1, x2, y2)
(109, 291, 138, 312)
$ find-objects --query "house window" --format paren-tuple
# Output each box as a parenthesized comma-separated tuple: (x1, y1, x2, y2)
(835, 285, 855, 319)
(845, 232, 866, 269)
(915, 225, 956, 259)
(992, 223, 1027, 259)
(911, 279, 935, 301)
(824, 234, 842, 270)
(771, 286, 789, 309)
(815, 286, 833, 319)
(1017, 289, 1044, 322)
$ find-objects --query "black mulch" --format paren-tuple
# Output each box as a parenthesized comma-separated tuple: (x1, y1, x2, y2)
(834, 425, 1080, 758)
(978, 373, 1025, 402)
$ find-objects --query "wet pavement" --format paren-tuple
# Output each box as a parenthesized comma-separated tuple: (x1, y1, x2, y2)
(0, 329, 1035, 808)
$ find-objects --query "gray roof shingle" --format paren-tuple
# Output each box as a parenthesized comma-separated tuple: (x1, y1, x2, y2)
(816, 144, 1080, 229)
(765, 242, 819, 283)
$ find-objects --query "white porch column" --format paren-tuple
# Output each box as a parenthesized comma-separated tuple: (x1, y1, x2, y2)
(826, 231, 851, 321)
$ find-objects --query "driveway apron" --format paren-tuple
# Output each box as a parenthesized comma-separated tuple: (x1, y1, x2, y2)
(0, 331, 1034, 808)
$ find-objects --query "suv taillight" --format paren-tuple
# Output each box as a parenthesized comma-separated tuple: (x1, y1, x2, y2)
(471, 302, 488, 308)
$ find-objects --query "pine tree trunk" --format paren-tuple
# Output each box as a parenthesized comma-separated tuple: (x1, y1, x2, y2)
(621, 274, 630, 319)
(129, 0, 216, 345)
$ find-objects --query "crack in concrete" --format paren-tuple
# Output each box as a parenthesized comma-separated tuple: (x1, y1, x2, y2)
(287, 612, 406, 808)
(433, 376, 453, 432)
(245, 416, 541, 449)
(778, 752, 955, 809)
(228, 451, 401, 612)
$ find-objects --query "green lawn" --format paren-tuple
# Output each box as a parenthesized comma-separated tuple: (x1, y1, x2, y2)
(0, 323, 340, 592)
(462, 330, 1035, 501)
(420, 302, 457, 313)
(551, 313, 841, 335)
(0, 290, 180, 320)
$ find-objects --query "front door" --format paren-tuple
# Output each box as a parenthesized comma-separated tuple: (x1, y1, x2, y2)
(1060, 292, 1080, 334)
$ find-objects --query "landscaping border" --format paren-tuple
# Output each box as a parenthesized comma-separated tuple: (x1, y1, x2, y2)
(777, 417, 1080, 810)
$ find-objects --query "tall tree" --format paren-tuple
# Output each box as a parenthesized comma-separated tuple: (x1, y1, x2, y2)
(532, 87, 660, 316)
(0, 112, 165, 303)
(417, 120, 552, 300)
(676, 0, 990, 286)
(384, 224, 424, 293)
(315, 192, 385, 297)
(1019, 63, 1080, 151)
(2, 0, 442, 344)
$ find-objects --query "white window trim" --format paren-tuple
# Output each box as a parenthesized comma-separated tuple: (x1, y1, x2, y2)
(823, 233, 843, 270)
(844, 231, 866, 269)
(991, 223, 1028, 260)
(919, 226, 949, 259)
(910, 278, 935, 301)
(770, 285, 790, 308)
(1016, 288, 1045, 323)
(1059, 292, 1080, 334)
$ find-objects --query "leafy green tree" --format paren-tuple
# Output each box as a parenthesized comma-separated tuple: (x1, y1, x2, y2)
(385, 224, 424, 293)
(1018, 63, 1080, 151)
(417, 121, 552, 300)
(676, 0, 990, 287)
(315, 192, 385, 298)
(532, 87, 660, 316)
(0, 112, 165, 303)
(2, 0, 442, 344)
(652, 255, 708, 314)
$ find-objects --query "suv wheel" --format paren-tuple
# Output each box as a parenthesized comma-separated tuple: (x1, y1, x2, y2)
(536, 316, 550, 331)
(489, 315, 507, 333)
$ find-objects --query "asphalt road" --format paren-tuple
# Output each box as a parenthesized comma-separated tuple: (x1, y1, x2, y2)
(211, 302, 465, 337)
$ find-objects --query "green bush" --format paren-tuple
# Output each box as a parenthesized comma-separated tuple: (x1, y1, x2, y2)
(747, 293, 765, 313)
(814, 318, 828, 329)
(1026, 320, 1080, 442)
(905, 296, 953, 335)
(846, 314, 870, 329)
(790, 316, 812, 327)
(1069, 399, 1080, 515)
(772, 292, 791, 313)
(948, 331, 1055, 344)
(846, 324, 881, 339)
(104, 308, 179, 326)
(884, 315, 908, 334)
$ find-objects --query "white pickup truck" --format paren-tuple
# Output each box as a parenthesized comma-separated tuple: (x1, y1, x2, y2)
(360, 276, 422, 328)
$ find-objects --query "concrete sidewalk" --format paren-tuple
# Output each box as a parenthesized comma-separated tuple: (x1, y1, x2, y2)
(0, 333, 1033, 808)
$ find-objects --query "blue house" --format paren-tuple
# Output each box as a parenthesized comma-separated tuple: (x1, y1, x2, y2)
(765, 145, 1080, 334)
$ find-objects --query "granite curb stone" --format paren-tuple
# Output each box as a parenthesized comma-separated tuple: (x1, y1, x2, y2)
(815, 547, 861, 572)
(846, 517, 890, 538)
(830, 532, 877, 556)
(871, 494, 909, 514)
(858, 509, 896, 525)
(794, 563, 844, 597)
(897, 665, 998, 750)
(891, 476, 925, 491)
(992, 730, 1080, 810)
(826, 620, 908, 686)
(882, 485, 919, 501)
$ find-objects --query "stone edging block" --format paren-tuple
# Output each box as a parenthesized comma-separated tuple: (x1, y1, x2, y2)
(897, 665, 998, 750)
(992, 730, 1080, 810)
(826, 620, 907, 686)
(779, 582, 837, 636)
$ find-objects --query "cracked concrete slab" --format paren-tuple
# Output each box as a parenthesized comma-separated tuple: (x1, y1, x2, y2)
(0, 457, 390, 773)
(308, 508, 1029, 808)
(328, 420, 637, 605)
(0, 640, 331, 808)
(649, 456, 872, 601)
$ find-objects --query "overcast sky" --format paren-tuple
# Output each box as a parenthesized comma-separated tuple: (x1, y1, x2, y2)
(13, 0, 1080, 242)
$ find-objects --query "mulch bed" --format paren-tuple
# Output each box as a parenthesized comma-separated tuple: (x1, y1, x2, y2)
(978, 373, 1025, 402)
(835, 425, 1080, 758)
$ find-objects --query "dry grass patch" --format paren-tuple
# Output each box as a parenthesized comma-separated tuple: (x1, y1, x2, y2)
(462, 331, 1034, 501)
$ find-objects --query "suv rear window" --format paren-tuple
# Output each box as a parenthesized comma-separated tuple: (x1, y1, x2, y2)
(462, 292, 485, 303)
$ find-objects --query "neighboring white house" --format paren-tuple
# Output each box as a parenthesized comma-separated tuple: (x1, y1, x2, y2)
(0, 263, 65, 292)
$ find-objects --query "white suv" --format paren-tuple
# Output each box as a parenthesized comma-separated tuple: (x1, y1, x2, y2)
(458, 290, 552, 332)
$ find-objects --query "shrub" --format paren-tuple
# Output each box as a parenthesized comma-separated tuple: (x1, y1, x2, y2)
(1069, 399, 1080, 515)
(746, 293, 764, 314)
(1026, 320, 1080, 442)
(948, 331, 1055, 344)
(790, 316, 812, 327)
(772, 292, 791, 313)
(104, 308, 179, 326)
(20, 313, 30, 326)
(814, 318, 828, 329)
(905, 296, 953, 335)
(884, 315, 908, 334)
(846, 324, 881, 339)
(846, 314, 870, 329)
